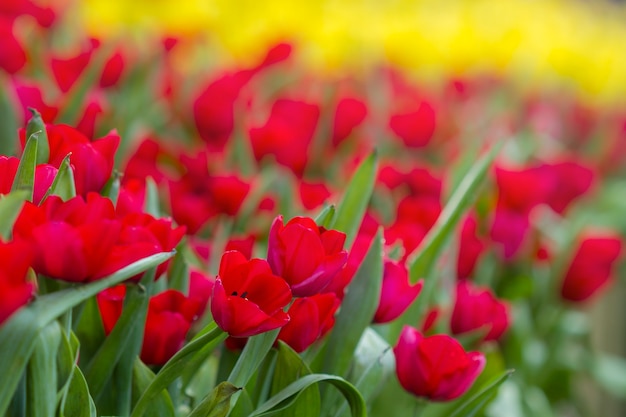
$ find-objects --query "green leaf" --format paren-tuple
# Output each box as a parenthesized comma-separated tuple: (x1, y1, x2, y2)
(335, 328, 394, 416)
(25, 108, 49, 164)
(270, 342, 320, 417)
(131, 359, 176, 417)
(321, 228, 384, 378)
(84, 271, 153, 412)
(0, 191, 28, 240)
(0, 75, 17, 155)
(130, 323, 227, 417)
(187, 382, 241, 417)
(11, 132, 38, 201)
(144, 177, 161, 217)
(328, 150, 378, 247)
(0, 251, 173, 416)
(168, 247, 190, 294)
(393, 141, 502, 341)
(225, 330, 281, 413)
(314, 204, 335, 228)
(73, 297, 105, 368)
(249, 374, 366, 417)
(59, 365, 97, 417)
(41, 154, 76, 202)
(56, 329, 80, 411)
(26, 321, 61, 417)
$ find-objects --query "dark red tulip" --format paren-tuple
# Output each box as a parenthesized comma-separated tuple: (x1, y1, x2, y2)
(373, 259, 422, 324)
(393, 326, 485, 401)
(211, 251, 291, 338)
(277, 293, 340, 352)
(561, 235, 622, 302)
(267, 215, 348, 297)
(450, 280, 510, 342)
(0, 240, 35, 325)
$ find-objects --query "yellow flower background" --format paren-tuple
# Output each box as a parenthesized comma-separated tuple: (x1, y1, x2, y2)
(78, 0, 626, 106)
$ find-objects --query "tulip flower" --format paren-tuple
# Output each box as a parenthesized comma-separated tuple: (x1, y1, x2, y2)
(249, 99, 320, 177)
(19, 124, 120, 197)
(393, 326, 485, 401)
(0, 156, 57, 205)
(13, 194, 121, 282)
(277, 293, 340, 352)
(211, 251, 291, 338)
(457, 216, 485, 279)
(97, 286, 203, 365)
(450, 280, 510, 342)
(373, 259, 423, 324)
(0, 240, 35, 325)
(267, 215, 348, 297)
(560, 235, 622, 302)
(331, 96, 368, 147)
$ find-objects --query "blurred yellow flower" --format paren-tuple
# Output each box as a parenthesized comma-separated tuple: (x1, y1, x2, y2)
(78, 0, 626, 105)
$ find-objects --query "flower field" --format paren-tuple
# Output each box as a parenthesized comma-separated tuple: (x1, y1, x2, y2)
(1, 0, 626, 416)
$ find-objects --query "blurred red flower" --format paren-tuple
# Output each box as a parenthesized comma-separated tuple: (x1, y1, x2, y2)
(373, 259, 422, 324)
(0, 240, 35, 325)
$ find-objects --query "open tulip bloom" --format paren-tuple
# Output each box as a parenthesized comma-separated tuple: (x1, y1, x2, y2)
(0, 2, 626, 416)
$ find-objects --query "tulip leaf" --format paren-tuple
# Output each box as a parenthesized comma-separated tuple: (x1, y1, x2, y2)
(269, 342, 320, 417)
(396, 141, 502, 340)
(249, 374, 366, 417)
(131, 359, 176, 417)
(144, 176, 161, 217)
(73, 297, 105, 368)
(334, 328, 394, 417)
(321, 228, 383, 378)
(25, 108, 49, 164)
(168, 247, 190, 294)
(26, 321, 61, 417)
(84, 271, 153, 413)
(0, 191, 28, 240)
(0, 76, 17, 155)
(314, 204, 335, 228)
(59, 365, 97, 417)
(11, 132, 38, 201)
(0, 251, 173, 416)
(329, 150, 378, 247)
(57, 329, 80, 412)
(130, 323, 227, 417)
(41, 154, 76, 202)
(186, 382, 241, 417)
(101, 171, 121, 205)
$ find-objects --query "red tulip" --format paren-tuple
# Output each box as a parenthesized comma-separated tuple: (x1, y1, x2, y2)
(389, 100, 436, 148)
(97, 286, 203, 365)
(0, 240, 35, 325)
(0, 156, 57, 204)
(19, 124, 120, 196)
(277, 293, 340, 352)
(561, 235, 622, 302)
(450, 280, 510, 342)
(332, 97, 367, 147)
(373, 259, 422, 324)
(13, 194, 121, 282)
(249, 99, 320, 177)
(267, 215, 348, 297)
(98, 212, 185, 280)
(393, 326, 485, 401)
(0, 18, 26, 74)
(211, 251, 291, 338)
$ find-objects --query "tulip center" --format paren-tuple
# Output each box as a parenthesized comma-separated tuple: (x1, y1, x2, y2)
(231, 291, 249, 299)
